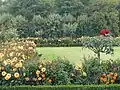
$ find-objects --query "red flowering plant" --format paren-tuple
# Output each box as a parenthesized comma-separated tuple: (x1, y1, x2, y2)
(99, 29, 111, 36)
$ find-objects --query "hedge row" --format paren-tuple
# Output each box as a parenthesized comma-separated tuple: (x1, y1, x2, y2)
(22, 37, 120, 47)
(1, 85, 120, 90)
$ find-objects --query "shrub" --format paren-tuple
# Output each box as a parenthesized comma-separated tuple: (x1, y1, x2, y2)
(1, 85, 120, 90)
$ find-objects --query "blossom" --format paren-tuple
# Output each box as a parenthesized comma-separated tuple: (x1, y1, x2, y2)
(99, 29, 111, 36)
(48, 79, 52, 83)
(28, 47, 33, 51)
(2, 71, 7, 76)
(5, 73, 11, 80)
(25, 77, 30, 81)
(41, 74, 45, 78)
(3, 61, 8, 66)
(38, 77, 42, 81)
(41, 68, 46, 72)
(36, 70, 40, 75)
(0, 53, 4, 58)
(18, 46, 24, 50)
(33, 78, 37, 81)
(14, 72, 20, 78)
(9, 52, 14, 57)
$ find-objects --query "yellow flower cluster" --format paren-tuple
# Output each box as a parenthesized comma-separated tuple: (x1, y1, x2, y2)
(1, 70, 20, 80)
(0, 40, 37, 70)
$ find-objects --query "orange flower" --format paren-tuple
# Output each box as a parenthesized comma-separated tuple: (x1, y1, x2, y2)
(1, 66, 5, 70)
(109, 72, 114, 76)
(2, 71, 7, 76)
(48, 79, 52, 83)
(4, 76, 9, 80)
(103, 78, 107, 83)
(42, 74, 45, 78)
(38, 77, 42, 81)
(0, 66, 2, 71)
(102, 74, 106, 77)
(25, 77, 30, 81)
(36, 70, 40, 75)
(5, 73, 11, 80)
(106, 82, 109, 85)
(33, 78, 37, 81)
(113, 76, 117, 80)
(107, 74, 110, 77)
(100, 77, 104, 81)
(14, 72, 20, 78)
(111, 80, 115, 83)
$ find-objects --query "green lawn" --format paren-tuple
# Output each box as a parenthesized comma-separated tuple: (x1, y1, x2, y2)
(36, 47, 120, 64)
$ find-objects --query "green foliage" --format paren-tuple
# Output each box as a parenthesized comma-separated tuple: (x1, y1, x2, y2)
(0, 13, 18, 42)
(83, 36, 114, 59)
(0, 0, 119, 38)
(1, 85, 120, 90)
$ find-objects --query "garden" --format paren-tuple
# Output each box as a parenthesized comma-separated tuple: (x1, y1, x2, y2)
(0, 0, 120, 90)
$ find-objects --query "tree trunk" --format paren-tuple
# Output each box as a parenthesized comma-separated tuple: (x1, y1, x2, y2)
(97, 52, 100, 62)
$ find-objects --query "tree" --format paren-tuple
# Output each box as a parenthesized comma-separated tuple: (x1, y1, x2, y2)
(55, 0, 85, 17)
(44, 14, 62, 38)
(0, 13, 18, 42)
(83, 36, 114, 61)
(7, 0, 54, 20)
(32, 15, 46, 37)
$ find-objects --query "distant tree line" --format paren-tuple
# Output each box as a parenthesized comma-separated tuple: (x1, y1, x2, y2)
(0, 0, 120, 41)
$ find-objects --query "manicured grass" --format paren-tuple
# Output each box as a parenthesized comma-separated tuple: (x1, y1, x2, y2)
(36, 47, 120, 64)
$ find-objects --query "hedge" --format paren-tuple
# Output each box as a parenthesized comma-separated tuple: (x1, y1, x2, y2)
(21, 37, 120, 47)
(1, 85, 120, 90)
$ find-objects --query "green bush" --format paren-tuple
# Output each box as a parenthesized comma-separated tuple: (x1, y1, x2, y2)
(1, 85, 120, 90)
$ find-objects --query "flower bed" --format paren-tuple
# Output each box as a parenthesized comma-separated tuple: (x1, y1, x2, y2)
(0, 40, 120, 86)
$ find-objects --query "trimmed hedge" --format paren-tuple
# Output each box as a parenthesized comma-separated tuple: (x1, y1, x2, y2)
(21, 37, 120, 47)
(1, 85, 120, 90)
